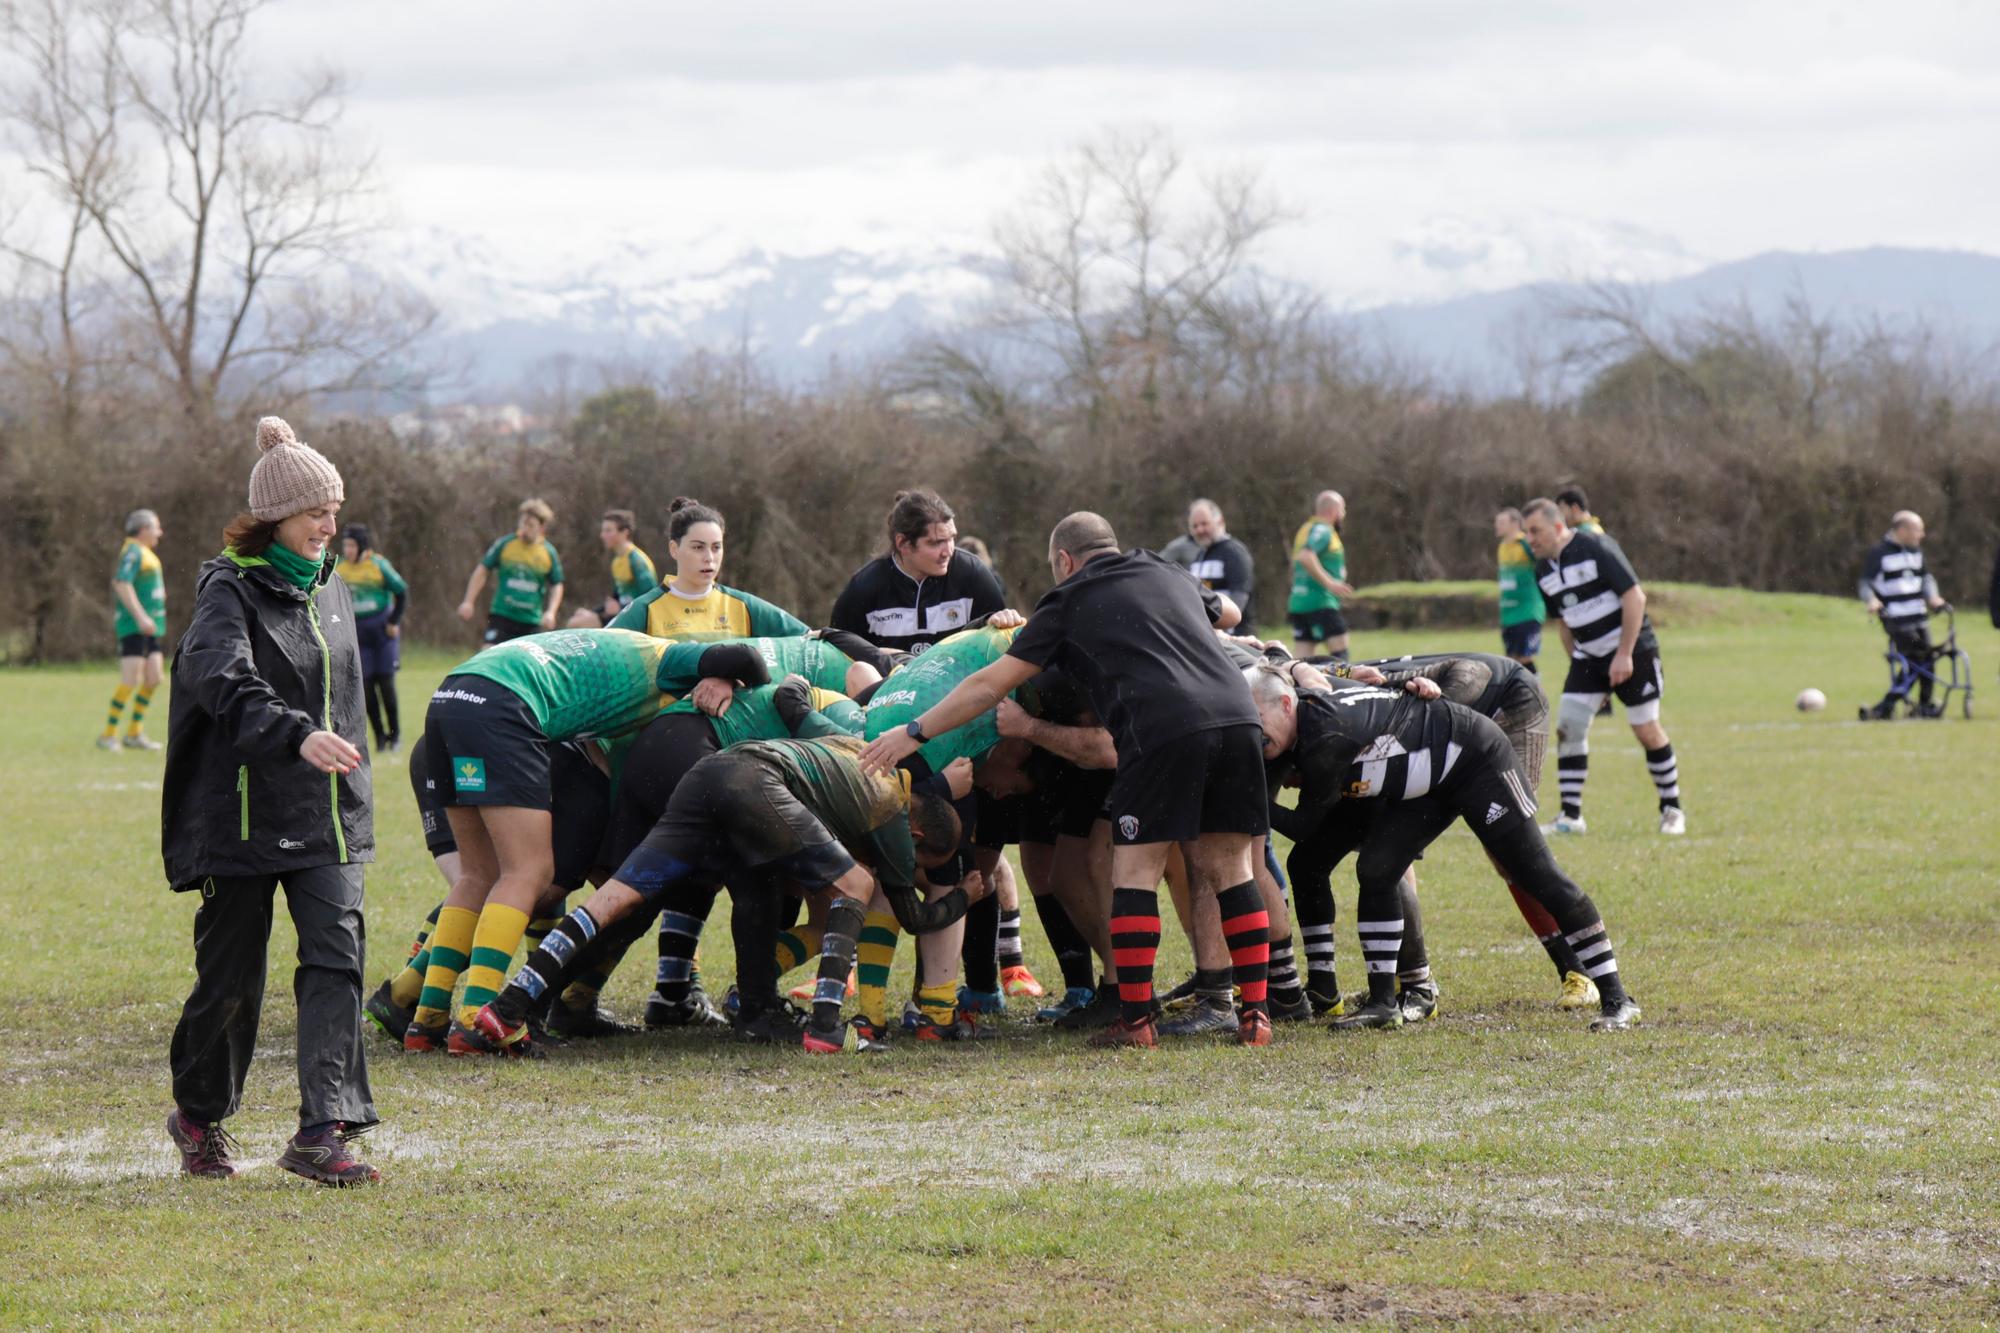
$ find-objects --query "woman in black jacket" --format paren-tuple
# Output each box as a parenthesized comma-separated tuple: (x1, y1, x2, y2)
(163, 416, 379, 1186)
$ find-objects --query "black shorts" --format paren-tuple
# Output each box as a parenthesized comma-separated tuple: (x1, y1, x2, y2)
(407, 732, 457, 856)
(118, 634, 161, 658)
(1561, 640, 1665, 712)
(617, 752, 855, 899)
(599, 711, 722, 870)
(1289, 607, 1348, 642)
(1019, 758, 1114, 844)
(1107, 724, 1269, 845)
(484, 614, 539, 645)
(424, 675, 551, 809)
(972, 787, 1019, 852)
(1501, 621, 1542, 659)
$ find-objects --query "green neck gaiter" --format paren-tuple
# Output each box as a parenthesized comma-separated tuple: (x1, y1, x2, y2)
(226, 542, 326, 590)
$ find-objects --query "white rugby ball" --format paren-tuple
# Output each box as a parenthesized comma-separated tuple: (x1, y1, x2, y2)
(1795, 687, 1827, 713)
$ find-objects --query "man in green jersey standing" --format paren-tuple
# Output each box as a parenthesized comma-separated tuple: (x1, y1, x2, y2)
(458, 498, 565, 644)
(1288, 489, 1354, 661)
(103, 508, 168, 750)
(1494, 507, 1545, 674)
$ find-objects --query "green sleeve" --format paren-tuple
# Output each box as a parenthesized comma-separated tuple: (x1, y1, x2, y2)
(867, 818, 918, 892)
(377, 556, 408, 596)
(114, 545, 140, 583)
(817, 696, 866, 736)
(1308, 524, 1332, 556)
(631, 550, 658, 593)
(731, 587, 809, 637)
(608, 587, 659, 632)
(480, 535, 508, 569)
(546, 543, 564, 584)
(653, 639, 713, 693)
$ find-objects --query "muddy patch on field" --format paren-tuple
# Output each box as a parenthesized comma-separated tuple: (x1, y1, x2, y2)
(1255, 1276, 1616, 1326)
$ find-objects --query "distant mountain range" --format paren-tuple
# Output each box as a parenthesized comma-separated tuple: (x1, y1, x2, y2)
(398, 241, 2000, 402)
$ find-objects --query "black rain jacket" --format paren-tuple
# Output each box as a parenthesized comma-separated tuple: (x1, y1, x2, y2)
(161, 552, 374, 886)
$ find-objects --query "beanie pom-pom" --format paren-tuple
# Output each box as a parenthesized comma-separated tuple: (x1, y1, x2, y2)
(256, 416, 297, 453)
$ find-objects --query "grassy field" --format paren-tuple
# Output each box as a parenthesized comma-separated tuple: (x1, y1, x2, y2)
(3, 588, 1998, 1329)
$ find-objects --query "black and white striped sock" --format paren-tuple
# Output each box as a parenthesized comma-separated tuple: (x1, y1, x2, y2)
(1557, 754, 1589, 819)
(1564, 919, 1627, 1004)
(1645, 744, 1680, 809)
(1268, 939, 1301, 1003)
(1357, 916, 1403, 1003)
(997, 907, 1024, 968)
(1300, 922, 1337, 989)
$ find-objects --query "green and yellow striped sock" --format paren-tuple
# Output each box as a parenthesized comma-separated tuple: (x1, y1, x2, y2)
(389, 903, 444, 1010)
(774, 925, 826, 977)
(413, 906, 478, 1030)
(856, 912, 900, 1027)
(103, 684, 133, 739)
(917, 981, 958, 1027)
(458, 903, 531, 1027)
(125, 687, 154, 736)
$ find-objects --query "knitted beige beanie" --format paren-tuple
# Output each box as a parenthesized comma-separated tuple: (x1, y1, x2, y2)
(248, 416, 344, 522)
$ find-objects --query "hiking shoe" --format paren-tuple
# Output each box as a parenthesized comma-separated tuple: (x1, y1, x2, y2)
(1236, 1010, 1274, 1047)
(1304, 980, 1344, 1017)
(363, 979, 413, 1043)
(1054, 985, 1122, 1031)
(1267, 992, 1315, 1023)
(1558, 970, 1600, 1010)
(122, 733, 163, 751)
(801, 1020, 847, 1054)
(546, 997, 637, 1039)
(1329, 997, 1404, 1031)
(1398, 981, 1439, 1024)
(957, 986, 1006, 1017)
(849, 1016, 892, 1052)
(1591, 999, 1643, 1032)
(402, 1018, 447, 1053)
(731, 1004, 805, 1045)
(166, 1111, 238, 1180)
(1035, 986, 1096, 1024)
(1157, 994, 1237, 1037)
(450, 1006, 542, 1058)
(999, 964, 1044, 999)
(1086, 1015, 1158, 1049)
(277, 1123, 380, 1187)
(645, 987, 728, 1029)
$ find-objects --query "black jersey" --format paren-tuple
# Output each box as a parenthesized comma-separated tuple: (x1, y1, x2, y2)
(1367, 652, 1542, 719)
(829, 549, 1007, 656)
(1535, 530, 1655, 659)
(1267, 683, 1465, 840)
(1006, 547, 1254, 759)
(1187, 536, 1255, 609)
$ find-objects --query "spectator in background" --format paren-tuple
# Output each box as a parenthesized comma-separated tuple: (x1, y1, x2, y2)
(1287, 489, 1354, 661)
(1556, 487, 1606, 536)
(957, 536, 1003, 597)
(569, 508, 659, 628)
(1494, 507, 1544, 674)
(457, 497, 564, 643)
(102, 508, 168, 751)
(1185, 499, 1256, 616)
(1159, 508, 1202, 569)
(1860, 510, 1948, 720)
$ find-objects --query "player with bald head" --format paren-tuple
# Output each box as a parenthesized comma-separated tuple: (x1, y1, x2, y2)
(861, 512, 1276, 1049)
(1289, 490, 1354, 660)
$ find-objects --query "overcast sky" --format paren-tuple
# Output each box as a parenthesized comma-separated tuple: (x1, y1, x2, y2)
(82, 2, 2000, 304)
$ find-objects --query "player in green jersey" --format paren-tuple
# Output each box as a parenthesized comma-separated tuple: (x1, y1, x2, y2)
(1288, 490, 1355, 661)
(458, 498, 565, 644)
(103, 508, 168, 750)
(407, 627, 672, 1052)
(335, 524, 410, 751)
(568, 508, 660, 628)
(1493, 507, 1545, 674)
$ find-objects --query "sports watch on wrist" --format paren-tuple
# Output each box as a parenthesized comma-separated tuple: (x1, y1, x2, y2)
(904, 720, 928, 743)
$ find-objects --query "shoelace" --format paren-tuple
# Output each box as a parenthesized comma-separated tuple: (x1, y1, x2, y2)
(336, 1122, 374, 1147)
(197, 1123, 243, 1166)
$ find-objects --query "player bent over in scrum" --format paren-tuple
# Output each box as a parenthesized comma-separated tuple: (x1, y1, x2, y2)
(472, 734, 979, 1055)
(1248, 665, 1641, 1032)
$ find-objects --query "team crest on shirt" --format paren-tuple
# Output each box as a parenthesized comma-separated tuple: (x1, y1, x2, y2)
(1346, 779, 1373, 797)
(1117, 815, 1139, 840)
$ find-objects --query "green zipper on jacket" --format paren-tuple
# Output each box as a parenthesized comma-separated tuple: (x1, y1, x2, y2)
(306, 587, 349, 863)
(237, 766, 249, 840)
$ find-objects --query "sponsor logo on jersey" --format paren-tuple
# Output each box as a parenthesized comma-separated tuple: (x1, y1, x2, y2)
(865, 689, 921, 712)
(454, 756, 488, 793)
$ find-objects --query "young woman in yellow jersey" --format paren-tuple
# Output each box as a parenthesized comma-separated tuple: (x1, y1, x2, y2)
(607, 496, 808, 639)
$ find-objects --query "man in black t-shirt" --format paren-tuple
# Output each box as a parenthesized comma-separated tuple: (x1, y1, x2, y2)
(860, 511, 1273, 1048)
(1185, 499, 1256, 612)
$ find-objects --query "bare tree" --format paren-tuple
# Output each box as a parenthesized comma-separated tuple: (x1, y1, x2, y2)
(2, 0, 436, 431)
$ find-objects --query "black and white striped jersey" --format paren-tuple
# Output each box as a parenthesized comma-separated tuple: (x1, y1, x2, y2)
(1535, 531, 1656, 659)
(1365, 652, 1543, 721)
(1266, 683, 1464, 840)
(1860, 536, 1936, 629)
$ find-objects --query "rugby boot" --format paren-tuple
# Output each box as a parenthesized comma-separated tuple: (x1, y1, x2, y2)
(849, 1016, 893, 1052)
(1541, 813, 1587, 836)
(402, 1017, 447, 1053)
(1156, 972, 1202, 1012)
(277, 1123, 380, 1187)
(452, 1006, 542, 1058)
(1398, 981, 1439, 1024)
(909, 1009, 981, 1042)
(1055, 985, 1122, 1032)
(801, 1020, 847, 1054)
(1329, 996, 1404, 1031)
(1236, 1010, 1274, 1047)
(999, 964, 1045, 999)
(1086, 1015, 1158, 1049)
(95, 735, 121, 752)
(731, 1003, 805, 1045)
(362, 978, 413, 1043)
(646, 986, 728, 1029)
(1659, 806, 1687, 836)
(1590, 998, 1643, 1032)
(1557, 970, 1599, 1011)
(122, 733, 163, 751)
(166, 1111, 238, 1180)
(957, 986, 1006, 1017)
(1035, 985, 1095, 1024)
(1303, 977, 1344, 1017)
(546, 996, 637, 1039)
(1267, 991, 1316, 1023)
(1156, 993, 1237, 1037)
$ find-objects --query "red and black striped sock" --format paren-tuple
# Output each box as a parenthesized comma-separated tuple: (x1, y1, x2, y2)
(1109, 887, 1161, 1023)
(1217, 881, 1270, 1016)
